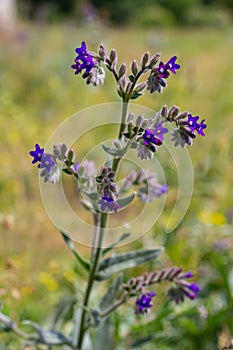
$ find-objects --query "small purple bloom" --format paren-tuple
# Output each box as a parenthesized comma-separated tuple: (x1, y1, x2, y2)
(29, 144, 44, 164)
(183, 271, 193, 279)
(188, 283, 200, 294)
(72, 41, 95, 76)
(75, 41, 88, 57)
(98, 196, 121, 213)
(186, 114, 207, 137)
(157, 56, 180, 78)
(72, 163, 80, 173)
(153, 123, 168, 141)
(155, 184, 169, 197)
(40, 154, 55, 173)
(135, 292, 156, 314)
(142, 129, 163, 147)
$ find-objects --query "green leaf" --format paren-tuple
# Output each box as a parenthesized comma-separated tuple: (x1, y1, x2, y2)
(103, 233, 131, 255)
(102, 144, 125, 157)
(60, 230, 90, 271)
(96, 248, 163, 280)
(129, 74, 135, 83)
(62, 168, 73, 175)
(117, 192, 135, 208)
(130, 91, 142, 100)
(22, 321, 72, 346)
(99, 275, 123, 311)
(93, 317, 114, 350)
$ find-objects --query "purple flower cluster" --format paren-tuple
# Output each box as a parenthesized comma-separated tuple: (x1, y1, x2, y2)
(167, 270, 201, 303)
(186, 114, 207, 137)
(98, 196, 121, 213)
(171, 113, 207, 147)
(29, 144, 55, 173)
(147, 56, 180, 93)
(135, 291, 156, 315)
(71, 41, 95, 76)
(157, 56, 180, 79)
(142, 122, 168, 151)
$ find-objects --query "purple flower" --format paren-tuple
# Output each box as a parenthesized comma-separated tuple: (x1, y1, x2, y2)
(153, 123, 168, 141)
(40, 154, 55, 173)
(71, 41, 95, 76)
(186, 114, 207, 137)
(157, 56, 180, 78)
(75, 41, 88, 57)
(135, 292, 156, 314)
(188, 283, 200, 294)
(71, 162, 81, 173)
(29, 144, 44, 164)
(154, 184, 169, 197)
(183, 271, 193, 279)
(142, 129, 163, 147)
(98, 196, 121, 213)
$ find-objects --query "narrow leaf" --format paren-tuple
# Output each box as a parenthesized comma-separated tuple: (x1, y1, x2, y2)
(96, 248, 163, 280)
(99, 275, 123, 311)
(22, 321, 72, 346)
(102, 144, 125, 157)
(103, 233, 131, 255)
(117, 192, 135, 208)
(60, 230, 90, 271)
(93, 317, 114, 350)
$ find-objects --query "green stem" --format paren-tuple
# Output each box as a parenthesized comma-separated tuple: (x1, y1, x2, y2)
(76, 212, 107, 349)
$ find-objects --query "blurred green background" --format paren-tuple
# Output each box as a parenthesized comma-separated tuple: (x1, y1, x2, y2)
(0, 0, 233, 349)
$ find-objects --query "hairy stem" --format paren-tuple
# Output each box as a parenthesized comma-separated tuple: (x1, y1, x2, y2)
(76, 212, 107, 349)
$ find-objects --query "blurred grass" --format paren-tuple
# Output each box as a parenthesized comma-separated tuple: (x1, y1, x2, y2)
(0, 21, 233, 336)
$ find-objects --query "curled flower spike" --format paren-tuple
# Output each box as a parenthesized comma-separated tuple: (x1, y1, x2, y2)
(135, 292, 156, 315)
(29, 144, 44, 165)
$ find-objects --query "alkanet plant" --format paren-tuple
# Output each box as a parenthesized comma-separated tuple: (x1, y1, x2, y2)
(0, 41, 206, 349)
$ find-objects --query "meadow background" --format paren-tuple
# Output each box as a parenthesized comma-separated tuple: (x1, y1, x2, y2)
(0, 0, 233, 348)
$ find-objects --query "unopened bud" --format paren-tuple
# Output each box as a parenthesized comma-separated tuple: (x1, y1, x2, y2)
(141, 52, 150, 68)
(127, 112, 134, 123)
(160, 105, 168, 119)
(109, 49, 117, 64)
(149, 53, 160, 67)
(134, 82, 146, 93)
(98, 44, 107, 59)
(136, 114, 143, 127)
(168, 106, 180, 121)
(176, 111, 189, 120)
(131, 59, 139, 75)
(118, 63, 127, 78)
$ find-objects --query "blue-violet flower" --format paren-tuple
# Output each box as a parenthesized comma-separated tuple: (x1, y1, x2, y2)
(29, 144, 44, 165)
(135, 292, 156, 315)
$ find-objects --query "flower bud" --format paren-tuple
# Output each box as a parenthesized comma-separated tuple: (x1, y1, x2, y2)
(134, 82, 147, 93)
(127, 112, 134, 123)
(168, 106, 180, 121)
(149, 53, 160, 68)
(109, 49, 117, 64)
(136, 114, 143, 127)
(160, 105, 168, 119)
(118, 63, 127, 78)
(141, 52, 149, 68)
(176, 111, 189, 120)
(98, 44, 107, 59)
(131, 59, 139, 75)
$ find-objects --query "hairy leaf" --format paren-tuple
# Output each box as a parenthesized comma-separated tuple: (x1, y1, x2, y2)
(60, 230, 90, 271)
(96, 248, 163, 280)
(99, 275, 123, 311)
(103, 233, 131, 255)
